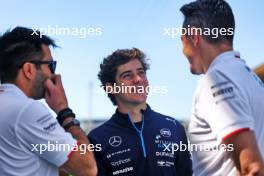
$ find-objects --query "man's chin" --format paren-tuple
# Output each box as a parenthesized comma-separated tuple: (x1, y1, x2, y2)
(33, 95, 44, 100)
(130, 97, 147, 105)
(191, 70, 202, 75)
(32, 91, 45, 100)
(190, 67, 203, 75)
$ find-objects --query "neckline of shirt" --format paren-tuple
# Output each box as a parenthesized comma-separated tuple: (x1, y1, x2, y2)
(111, 104, 152, 126)
(207, 50, 241, 73)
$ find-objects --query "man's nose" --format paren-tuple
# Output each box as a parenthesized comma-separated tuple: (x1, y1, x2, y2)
(133, 74, 142, 84)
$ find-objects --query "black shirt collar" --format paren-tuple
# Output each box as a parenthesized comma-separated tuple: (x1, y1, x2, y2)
(111, 104, 152, 126)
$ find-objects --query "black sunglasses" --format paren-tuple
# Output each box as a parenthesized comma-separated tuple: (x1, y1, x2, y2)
(20, 60, 57, 74)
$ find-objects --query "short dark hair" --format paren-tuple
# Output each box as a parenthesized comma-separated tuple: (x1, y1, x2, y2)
(0, 26, 57, 83)
(98, 48, 149, 105)
(180, 0, 235, 44)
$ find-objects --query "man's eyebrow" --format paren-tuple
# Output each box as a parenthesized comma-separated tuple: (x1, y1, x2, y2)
(119, 70, 132, 78)
(137, 67, 145, 71)
(119, 67, 145, 78)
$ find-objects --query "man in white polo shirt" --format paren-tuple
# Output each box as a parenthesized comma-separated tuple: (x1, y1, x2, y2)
(180, 0, 264, 175)
(0, 27, 97, 176)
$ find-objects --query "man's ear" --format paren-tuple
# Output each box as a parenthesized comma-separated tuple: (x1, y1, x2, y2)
(21, 63, 35, 80)
(190, 27, 201, 47)
(105, 82, 115, 95)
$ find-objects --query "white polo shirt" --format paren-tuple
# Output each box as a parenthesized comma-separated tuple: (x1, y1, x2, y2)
(188, 51, 264, 176)
(0, 84, 76, 176)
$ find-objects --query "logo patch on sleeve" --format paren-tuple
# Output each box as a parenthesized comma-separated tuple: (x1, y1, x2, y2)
(211, 81, 236, 104)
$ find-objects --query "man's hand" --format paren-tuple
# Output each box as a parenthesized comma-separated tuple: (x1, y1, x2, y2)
(44, 74, 97, 175)
(223, 130, 264, 176)
(44, 74, 68, 114)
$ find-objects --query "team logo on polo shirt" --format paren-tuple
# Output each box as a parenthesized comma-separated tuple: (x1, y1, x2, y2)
(157, 160, 174, 167)
(160, 128, 171, 137)
(109, 136, 122, 147)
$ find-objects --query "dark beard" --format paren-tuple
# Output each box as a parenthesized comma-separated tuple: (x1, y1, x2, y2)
(31, 72, 45, 100)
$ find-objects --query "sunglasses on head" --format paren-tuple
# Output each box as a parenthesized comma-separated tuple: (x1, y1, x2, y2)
(20, 60, 57, 74)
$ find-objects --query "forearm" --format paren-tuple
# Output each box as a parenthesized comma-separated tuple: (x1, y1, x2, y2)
(62, 122, 97, 175)
(44, 76, 97, 175)
(224, 130, 264, 175)
(57, 108, 89, 144)
(67, 124, 89, 144)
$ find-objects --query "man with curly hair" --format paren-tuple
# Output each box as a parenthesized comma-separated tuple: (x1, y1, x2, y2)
(88, 48, 192, 175)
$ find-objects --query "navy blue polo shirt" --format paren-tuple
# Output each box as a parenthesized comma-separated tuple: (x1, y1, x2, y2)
(88, 105, 192, 176)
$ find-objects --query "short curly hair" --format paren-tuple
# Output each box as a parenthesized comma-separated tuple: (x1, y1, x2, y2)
(98, 48, 149, 105)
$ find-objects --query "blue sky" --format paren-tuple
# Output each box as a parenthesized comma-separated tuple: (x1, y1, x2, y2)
(1, 0, 264, 121)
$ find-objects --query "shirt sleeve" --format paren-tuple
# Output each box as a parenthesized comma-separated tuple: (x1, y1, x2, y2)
(15, 101, 77, 167)
(202, 70, 254, 141)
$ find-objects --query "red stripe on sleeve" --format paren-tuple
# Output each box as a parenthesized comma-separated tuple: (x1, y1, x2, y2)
(222, 128, 250, 141)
